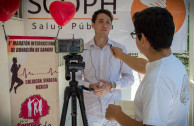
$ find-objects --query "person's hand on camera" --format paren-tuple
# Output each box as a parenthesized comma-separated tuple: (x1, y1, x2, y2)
(110, 47, 123, 59)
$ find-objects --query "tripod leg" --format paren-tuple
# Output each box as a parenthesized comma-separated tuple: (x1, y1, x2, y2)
(77, 87, 88, 126)
(60, 86, 71, 126)
(72, 91, 77, 126)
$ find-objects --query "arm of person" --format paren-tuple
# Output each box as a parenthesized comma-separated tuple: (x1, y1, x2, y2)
(113, 46, 134, 89)
(105, 104, 154, 126)
(115, 61, 134, 89)
(111, 47, 148, 74)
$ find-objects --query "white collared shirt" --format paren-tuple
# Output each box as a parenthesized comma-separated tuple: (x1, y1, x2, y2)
(76, 38, 134, 117)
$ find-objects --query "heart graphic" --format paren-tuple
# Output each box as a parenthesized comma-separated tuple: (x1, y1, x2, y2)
(0, 0, 20, 22)
(49, 1, 76, 26)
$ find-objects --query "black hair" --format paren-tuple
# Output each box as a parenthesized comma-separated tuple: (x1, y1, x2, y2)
(92, 9, 113, 23)
(133, 7, 175, 51)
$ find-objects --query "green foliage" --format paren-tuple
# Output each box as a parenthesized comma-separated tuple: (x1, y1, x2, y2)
(174, 53, 189, 74)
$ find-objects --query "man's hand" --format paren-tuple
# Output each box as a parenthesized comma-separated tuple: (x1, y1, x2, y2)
(110, 47, 123, 59)
(89, 80, 113, 96)
(105, 104, 122, 121)
(89, 82, 106, 96)
(94, 80, 112, 96)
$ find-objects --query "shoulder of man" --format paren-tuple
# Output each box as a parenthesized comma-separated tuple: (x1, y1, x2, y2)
(84, 39, 93, 47)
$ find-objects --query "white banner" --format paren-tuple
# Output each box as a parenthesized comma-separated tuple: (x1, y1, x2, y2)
(7, 36, 59, 126)
(23, 0, 189, 53)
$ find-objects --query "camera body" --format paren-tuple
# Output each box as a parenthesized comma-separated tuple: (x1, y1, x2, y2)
(55, 39, 84, 53)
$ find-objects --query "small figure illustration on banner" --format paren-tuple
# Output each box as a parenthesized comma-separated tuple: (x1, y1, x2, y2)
(19, 95, 50, 125)
(10, 57, 23, 94)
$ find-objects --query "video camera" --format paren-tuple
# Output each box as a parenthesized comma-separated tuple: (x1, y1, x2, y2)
(55, 38, 90, 126)
(55, 39, 84, 53)
(55, 38, 85, 81)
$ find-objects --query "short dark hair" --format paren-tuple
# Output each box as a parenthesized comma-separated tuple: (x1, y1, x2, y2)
(133, 7, 175, 51)
(92, 9, 113, 23)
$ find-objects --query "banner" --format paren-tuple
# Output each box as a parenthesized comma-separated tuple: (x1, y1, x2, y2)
(23, 0, 189, 53)
(7, 36, 59, 126)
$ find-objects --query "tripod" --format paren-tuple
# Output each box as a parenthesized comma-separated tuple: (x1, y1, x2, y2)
(60, 54, 93, 126)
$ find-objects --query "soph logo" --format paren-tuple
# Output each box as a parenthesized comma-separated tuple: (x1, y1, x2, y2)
(19, 95, 50, 124)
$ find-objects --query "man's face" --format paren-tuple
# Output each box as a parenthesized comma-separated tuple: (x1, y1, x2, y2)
(92, 13, 112, 37)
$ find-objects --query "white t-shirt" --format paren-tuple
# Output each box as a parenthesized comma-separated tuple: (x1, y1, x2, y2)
(134, 54, 190, 126)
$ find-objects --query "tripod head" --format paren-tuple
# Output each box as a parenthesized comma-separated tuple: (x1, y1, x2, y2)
(64, 53, 85, 81)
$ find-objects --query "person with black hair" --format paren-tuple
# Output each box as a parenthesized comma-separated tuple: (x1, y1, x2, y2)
(106, 7, 190, 126)
(76, 9, 134, 126)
